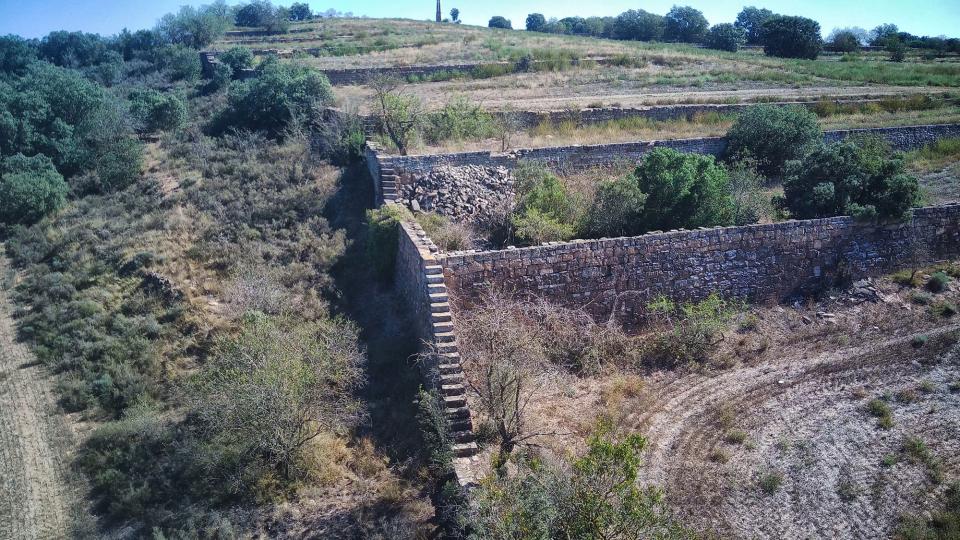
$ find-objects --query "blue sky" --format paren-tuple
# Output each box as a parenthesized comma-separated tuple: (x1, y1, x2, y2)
(1, 1, 957, 39)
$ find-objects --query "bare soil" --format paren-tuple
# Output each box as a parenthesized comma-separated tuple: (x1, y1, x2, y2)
(0, 247, 90, 539)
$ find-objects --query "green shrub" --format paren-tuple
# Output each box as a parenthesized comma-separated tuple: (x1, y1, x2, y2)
(727, 160, 769, 225)
(912, 335, 929, 348)
(423, 96, 495, 144)
(644, 293, 741, 368)
(222, 58, 334, 135)
(927, 271, 950, 293)
(156, 44, 202, 81)
(488, 16, 512, 29)
(580, 176, 647, 238)
(128, 89, 187, 133)
(779, 138, 919, 221)
(366, 204, 412, 280)
(0, 153, 68, 225)
(761, 15, 823, 59)
(219, 46, 253, 76)
(933, 301, 958, 318)
(893, 269, 922, 287)
(511, 169, 580, 245)
(512, 207, 576, 245)
(633, 148, 733, 232)
(758, 470, 784, 495)
(726, 104, 822, 176)
(416, 212, 473, 251)
(704, 23, 747, 52)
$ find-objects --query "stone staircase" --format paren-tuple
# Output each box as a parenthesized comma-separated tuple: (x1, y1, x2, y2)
(380, 167, 399, 203)
(424, 263, 477, 458)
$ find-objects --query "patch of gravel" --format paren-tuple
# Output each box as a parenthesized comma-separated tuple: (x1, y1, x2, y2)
(399, 164, 513, 223)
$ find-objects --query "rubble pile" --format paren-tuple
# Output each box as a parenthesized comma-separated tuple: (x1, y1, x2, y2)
(399, 165, 513, 223)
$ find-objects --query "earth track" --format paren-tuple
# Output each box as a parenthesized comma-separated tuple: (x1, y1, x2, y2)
(0, 246, 85, 539)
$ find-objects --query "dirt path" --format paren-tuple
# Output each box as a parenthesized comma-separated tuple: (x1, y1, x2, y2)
(635, 319, 960, 539)
(0, 246, 85, 539)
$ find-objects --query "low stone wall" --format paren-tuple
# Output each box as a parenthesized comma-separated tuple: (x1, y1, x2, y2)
(441, 204, 960, 325)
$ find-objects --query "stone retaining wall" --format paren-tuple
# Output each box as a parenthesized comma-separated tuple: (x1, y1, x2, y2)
(440, 204, 960, 326)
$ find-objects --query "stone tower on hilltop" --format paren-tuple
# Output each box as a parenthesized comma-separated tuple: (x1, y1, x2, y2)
(436, 0, 442, 22)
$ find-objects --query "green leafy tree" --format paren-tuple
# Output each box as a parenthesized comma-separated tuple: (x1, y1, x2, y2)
(633, 148, 733, 232)
(156, 44, 202, 80)
(450, 8, 460, 23)
(725, 104, 822, 176)
(219, 46, 254, 76)
(128, 89, 187, 133)
(886, 37, 907, 62)
(0, 153, 68, 225)
(613, 10, 665, 41)
(0, 35, 37, 75)
(512, 171, 578, 244)
(734, 6, 775, 44)
(235, 0, 274, 27)
(224, 58, 334, 135)
(779, 138, 920, 221)
(582, 176, 647, 238)
(705, 23, 747, 52)
(526, 13, 547, 32)
(828, 28, 865, 52)
(762, 15, 824, 59)
(664, 5, 709, 43)
(870, 23, 899, 46)
(489, 16, 513, 29)
(156, 2, 231, 48)
(289, 2, 312, 21)
(38, 30, 111, 68)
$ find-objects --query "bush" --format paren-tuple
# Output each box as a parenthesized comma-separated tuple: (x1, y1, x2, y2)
(512, 207, 575, 245)
(829, 29, 863, 52)
(725, 104, 822, 177)
(887, 38, 907, 62)
(664, 5, 708, 43)
(416, 213, 473, 251)
(156, 4, 231, 48)
(488, 16, 512, 30)
(896, 482, 960, 540)
(219, 46, 254, 76)
(511, 169, 579, 245)
(313, 110, 366, 165)
(644, 293, 740, 368)
(633, 148, 733, 232)
(727, 161, 769, 225)
(613, 9, 665, 41)
(128, 89, 187, 133)
(526, 13, 547, 32)
(762, 15, 823, 59)
(779, 138, 920, 221)
(423, 96, 495, 145)
(223, 59, 334, 135)
(0, 153, 68, 225)
(289, 2, 312, 21)
(705, 23, 747, 52)
(928, 271, 951, 293)
(758, 471, 784, 495)
(581, 176, 647, 238)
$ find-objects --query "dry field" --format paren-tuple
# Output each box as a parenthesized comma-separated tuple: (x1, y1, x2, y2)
(0, 247, 90, 539)
(460, 270, 960, 538)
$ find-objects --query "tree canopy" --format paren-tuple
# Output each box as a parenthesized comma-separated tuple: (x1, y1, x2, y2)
(762, 15, 824, 59)
(664, 5, 709, 43)
(735, 6, 776, 44)
(725, 105, 823, 176)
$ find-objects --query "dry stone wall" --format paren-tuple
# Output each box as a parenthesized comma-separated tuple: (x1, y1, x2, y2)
(440, 204, 960, 325)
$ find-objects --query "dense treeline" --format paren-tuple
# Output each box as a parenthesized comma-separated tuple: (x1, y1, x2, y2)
(514, 5, 959, 58)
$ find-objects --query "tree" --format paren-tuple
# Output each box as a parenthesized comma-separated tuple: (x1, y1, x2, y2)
(489, 16, 512, 30)
(235, 0, 274, 27)
(727, 160, 768, 225)
(450, 8, 460, 23)
(38, 31, 111, 68)
(633, 148, 733, 232)
(870, 23, 899, 46)
(289, 2, 312, 21)
(526, 13, 547, 32)
(156, 44, 202, 81)
(582, 176, 647, 238)
(762, 15, 823, 59)
(780, 138, 920, 221)
(725, 104, 822, 176)
(704, 23, 747, 52)
(128, 89, 187, 133)
(511, 169, 578, 244)
(219, 45, 254, 76)
(735, 6, 775, 45)
(156, 2, 231, 48)
(828, 28, 864, 52)
(664, 5, 709, 43)
(0, 153, 68, 225)
(613, 10, 665, 41)
(0, 35, 37, 76)
(886, 37, 907, 62)
(370, 77, 424, 155)
(224, 58, 334, 135)
(188, 313, 364, 483)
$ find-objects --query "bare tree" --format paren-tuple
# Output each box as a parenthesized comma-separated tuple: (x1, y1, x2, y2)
(493, 106, 522, 152)
(370, 76, 423, 155)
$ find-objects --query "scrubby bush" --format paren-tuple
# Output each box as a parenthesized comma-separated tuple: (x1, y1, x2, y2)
(644, 293, 741, 368)
(313, 110, 366, 165)
(222, 59, 333, 135)
(0, 153, 68, 225)
(705, 23, 747, 52)
(725, 104, 822, 177)
(727, 161, 769, 225)
(219, 46, 254, 76)
(423, 96, 495, 145)
(512, 169, 579, 245)
(735, 6, 775, 44)
(633, 148, 733, 232)
(488, 16, 512, 30)
(581, 176, 647, 238)
(128, 89, 187, 133)
(886, 38, 907, 62)
(762, 15, 823, 59)
(779, 138, 920, 221)
(829, 28, 865, 52)
(371, 78, 424, 155)
(156, 44, 202, 81)
(664, 5, 708, 43)
(416, 212, 473, 251)
(366, 204, 412, 280)
(928, 271, 951, 293)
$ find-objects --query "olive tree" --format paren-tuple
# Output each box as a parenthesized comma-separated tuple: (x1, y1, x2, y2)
(762, 15, 824, 59)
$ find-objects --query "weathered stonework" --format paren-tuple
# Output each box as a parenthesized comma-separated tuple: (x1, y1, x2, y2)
(440, 205, 960, 326)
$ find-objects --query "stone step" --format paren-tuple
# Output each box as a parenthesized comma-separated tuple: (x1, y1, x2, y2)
(380, 168, 396, 174)
(441, 383, 465, 396)
(426, 274, 444, 284)
(431, 312, 452, 323)
(439, 372, 464, 385)
(444, 394, 466, 408)
(433, 321, 454, 333)
(434, 331, 456, 344)
(436, 342, 458, 354)
(424, 265, 443, 275)
(451, 430, 475, 443)
(445, 406, 470, 419)
(427, 282, 446, 294)
(452, 441, 478, 457)
(429, 292, 449, 303)
(430, 302, 450, 314)
(449, 418, 473, 433)
(438, 363, 462, 375)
